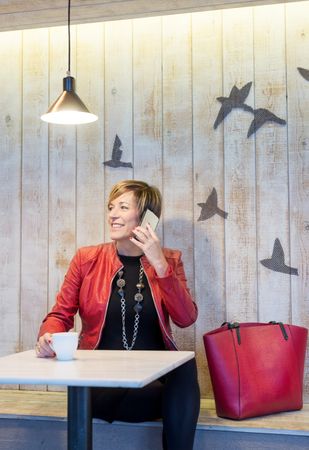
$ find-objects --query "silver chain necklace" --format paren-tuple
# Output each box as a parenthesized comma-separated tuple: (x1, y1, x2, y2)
(116, 265, 144, 350)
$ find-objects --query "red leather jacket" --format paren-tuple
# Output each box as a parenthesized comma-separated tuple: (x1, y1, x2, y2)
(39, 242, 198, 350)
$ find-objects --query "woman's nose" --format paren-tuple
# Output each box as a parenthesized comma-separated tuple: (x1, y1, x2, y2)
(109, 208, 119, 219)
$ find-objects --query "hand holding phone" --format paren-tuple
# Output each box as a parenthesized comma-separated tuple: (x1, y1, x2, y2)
(140, 209, 159, 231)
(133, 209, 167, 275)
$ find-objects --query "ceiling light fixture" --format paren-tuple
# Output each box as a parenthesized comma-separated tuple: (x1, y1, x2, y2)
(41, 0, 98, 125)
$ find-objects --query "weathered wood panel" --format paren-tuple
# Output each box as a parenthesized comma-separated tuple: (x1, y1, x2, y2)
(21, 28, 49, 351)
(76, 23, 105, 249)
(0, 30, 22, 390)
(192, 10, 226, 396)
(132, 17, 163, 221)
(104, 18, 133, 243)
(253, 5, 290, 322)
(223, 7, 257, 322)
(286, 1, 309, 400)
(162, 14, 195, 350)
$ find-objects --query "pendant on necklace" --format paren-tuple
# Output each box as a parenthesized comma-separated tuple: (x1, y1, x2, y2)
(117, 278, 125, 288)
(133, 302, 143, 314)
(134, 292, 143, 302)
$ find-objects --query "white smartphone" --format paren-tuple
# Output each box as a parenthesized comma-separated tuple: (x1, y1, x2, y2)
(140, 209, 159, 231)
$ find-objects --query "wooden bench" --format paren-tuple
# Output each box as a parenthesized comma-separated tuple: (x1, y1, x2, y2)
(0, 390, 308, 450)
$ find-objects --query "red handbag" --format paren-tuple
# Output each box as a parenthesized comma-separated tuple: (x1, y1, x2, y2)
(203, 321, 308, 419)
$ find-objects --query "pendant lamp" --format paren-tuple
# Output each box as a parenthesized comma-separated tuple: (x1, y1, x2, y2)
(41, 0, 98, 125)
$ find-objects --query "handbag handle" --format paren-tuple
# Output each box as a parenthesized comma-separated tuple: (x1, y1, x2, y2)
(221, 322, 241, 344)
(269, 321, 289, 340)
(221, 321, 289, 345)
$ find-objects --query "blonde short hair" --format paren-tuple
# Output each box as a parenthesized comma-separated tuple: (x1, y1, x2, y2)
(108, 180, 162, 219)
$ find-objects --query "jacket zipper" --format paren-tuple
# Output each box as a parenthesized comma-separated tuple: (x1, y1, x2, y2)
(142, 261, 178, 350)
(93, 264, 123, 349)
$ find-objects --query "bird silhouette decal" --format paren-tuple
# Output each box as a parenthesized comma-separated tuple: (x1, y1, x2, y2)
(214, 82, 252, 129)
(197, 188, 228, 221)
(297, 67, 309, 81)
(260, 238, 298, 275)
(247, 108, 286, 138)
(103, 134, 133, 168)
(213, 81, 286, 137)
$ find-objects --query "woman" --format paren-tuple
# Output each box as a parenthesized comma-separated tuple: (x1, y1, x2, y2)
(36, 180, 200, 450)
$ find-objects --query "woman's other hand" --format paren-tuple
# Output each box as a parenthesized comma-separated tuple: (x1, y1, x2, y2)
(130, 223, 168, 277)
(35, 332, 55, 358)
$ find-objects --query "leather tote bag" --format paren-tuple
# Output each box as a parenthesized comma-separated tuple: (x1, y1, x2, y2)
(203, 321, 308, 419)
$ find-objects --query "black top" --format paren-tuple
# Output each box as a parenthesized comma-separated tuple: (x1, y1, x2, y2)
(98, 254, 166, 350)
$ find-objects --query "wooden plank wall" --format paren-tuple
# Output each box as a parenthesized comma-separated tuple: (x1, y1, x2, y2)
(0, 1, 308, 400)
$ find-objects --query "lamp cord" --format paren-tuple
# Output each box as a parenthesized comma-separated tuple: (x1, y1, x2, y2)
(67, 0, 71, 75)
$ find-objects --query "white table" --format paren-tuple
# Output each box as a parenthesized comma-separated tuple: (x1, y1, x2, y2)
(0, 349, 194, 450)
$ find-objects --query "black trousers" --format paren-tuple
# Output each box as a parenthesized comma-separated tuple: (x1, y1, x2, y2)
(91, 358, 200, 450)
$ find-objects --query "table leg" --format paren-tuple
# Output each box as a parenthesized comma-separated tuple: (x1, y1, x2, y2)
(67, 386, 92, 450)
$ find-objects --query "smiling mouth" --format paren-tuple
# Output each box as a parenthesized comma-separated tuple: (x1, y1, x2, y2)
(111, 223, 123, 228)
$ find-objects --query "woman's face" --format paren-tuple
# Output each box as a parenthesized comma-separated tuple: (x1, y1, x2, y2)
(108, 191, 140, 243)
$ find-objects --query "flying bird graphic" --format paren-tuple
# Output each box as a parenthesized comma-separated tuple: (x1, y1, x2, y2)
(103, 134, 133, 168)
(260, 238, 298, 275)
(213, 82, 252, 129)
(297, 67, 309, 81)
(247, 109, 286, 138)
(197, 188, 228, 221)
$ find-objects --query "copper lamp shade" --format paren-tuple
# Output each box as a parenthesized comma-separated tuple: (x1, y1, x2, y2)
(41, 0, 98, 125)
(41, 76, 98, 125)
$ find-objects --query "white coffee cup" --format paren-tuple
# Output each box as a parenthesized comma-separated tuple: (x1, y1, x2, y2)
(50, 332, 78, 361)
